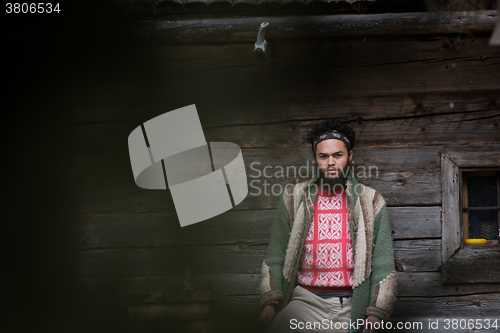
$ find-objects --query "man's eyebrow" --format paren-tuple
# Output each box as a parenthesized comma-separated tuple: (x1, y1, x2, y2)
(318, 151, 344, 155)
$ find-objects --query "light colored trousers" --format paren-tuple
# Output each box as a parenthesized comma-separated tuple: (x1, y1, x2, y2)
(268, 286, 352, 333)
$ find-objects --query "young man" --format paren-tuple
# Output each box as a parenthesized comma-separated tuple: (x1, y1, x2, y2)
(258, 120, 397, 333)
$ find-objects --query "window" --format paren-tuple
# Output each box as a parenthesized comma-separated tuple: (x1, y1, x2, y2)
(440, 151, 500, 284)
(462, 171, 500, 244)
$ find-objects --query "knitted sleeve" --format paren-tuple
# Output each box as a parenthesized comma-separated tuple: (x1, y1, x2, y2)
(366, 193, 398, 321)
(259, 192, 292, 305)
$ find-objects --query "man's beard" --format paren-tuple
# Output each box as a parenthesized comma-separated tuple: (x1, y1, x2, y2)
(318, 162, 351, 192)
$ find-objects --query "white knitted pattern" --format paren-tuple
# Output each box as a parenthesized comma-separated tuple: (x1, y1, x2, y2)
(259, 259, 272, 294)
(283, 200, 306, 282)
(352, 186, 376, 288)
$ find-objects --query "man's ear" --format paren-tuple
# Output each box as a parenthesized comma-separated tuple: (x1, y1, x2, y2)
(348, 150, 353, 162)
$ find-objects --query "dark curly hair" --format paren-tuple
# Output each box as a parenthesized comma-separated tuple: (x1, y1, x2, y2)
(306, 120, 356, 155)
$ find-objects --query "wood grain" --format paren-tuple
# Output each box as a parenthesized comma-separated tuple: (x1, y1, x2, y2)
(73, 206, 440, 250)
(132, 11, 498, 44)
(74, 238, 440, 277)
(397, 272, 500, 297)
(441, 153, 462, 264)
(393, 239, 441, 272)
(391, 293, 500, 332)
(211, 293, 500, 333)
(75, 272, 500, 299)
(441, 246, 500, 284)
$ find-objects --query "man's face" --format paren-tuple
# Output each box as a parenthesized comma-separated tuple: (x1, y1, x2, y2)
(315, 139, 353, 189)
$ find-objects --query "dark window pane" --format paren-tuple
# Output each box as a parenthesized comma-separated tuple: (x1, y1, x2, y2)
(467, 176, 498, 207)
(468, 210, 499, 240)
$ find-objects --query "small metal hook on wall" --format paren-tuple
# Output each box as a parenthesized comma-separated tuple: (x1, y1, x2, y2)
(254, 22, 270, 62)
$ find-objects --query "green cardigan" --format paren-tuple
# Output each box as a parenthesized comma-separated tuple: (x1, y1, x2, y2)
(259, 172, 397, 333)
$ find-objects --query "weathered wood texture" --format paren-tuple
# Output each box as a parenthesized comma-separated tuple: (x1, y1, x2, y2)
(125, 0, 489, 18)
(203, 112, 500, 148)
(57, 89, 500, 129)
(393, 239, 442, 272)
(441, 153, 461, 263)
(75, 272, 500, 299)
(56, 38, 500, 112)
(60, 109, 500, 151)
(442, 246, 500, 284)
(391, 293, 500, 332)
(446, 150, 500, 167)
(132, 11, 497, 44)
(212, 293, 500, 333)
(68, 145, 500, 216)
(66, 146, 442, 213)
(396, 272, 500, 297)
(73, 206, 440, 250)
(73, 276, 500, 333)
(57, 33, 500, 332)
(74, 239, 438, 277)
(128, 303, 210, 322)
(153, 0, 401, 8)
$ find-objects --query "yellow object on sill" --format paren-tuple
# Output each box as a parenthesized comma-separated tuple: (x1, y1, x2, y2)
(465, 239, 488, 245)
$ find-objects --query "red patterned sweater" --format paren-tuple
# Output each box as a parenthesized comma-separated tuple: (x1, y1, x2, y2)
(297, 187, 354, 292)
(267, 187, 354, 306)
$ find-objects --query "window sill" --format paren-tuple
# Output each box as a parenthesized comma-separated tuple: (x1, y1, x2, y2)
(441, 245, 500, 284)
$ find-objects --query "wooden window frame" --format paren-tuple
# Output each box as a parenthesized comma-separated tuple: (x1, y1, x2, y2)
(441, 151, 500, 284)
(462, 170, 500, 244)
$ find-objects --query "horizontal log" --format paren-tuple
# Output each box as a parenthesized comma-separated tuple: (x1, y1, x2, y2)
(441, 246, 500, 284)
(139, 321, 211, 333)
(393, 239, 441, 272)
(75, 238, 439, 277)
(125, 0, 497, 19)
(69, 144, 448, 213)
(215, 295, 263, 332)
(125, 290, 217, 304)
(73, 172, 439, 213)
(57, 33, 500, 126)
(69, 142, 498, 215)
(128, 303, 210, 322)
(204, 110, 500, 148)
(56, 33, 500, 103)
(75, 271, 500, 302)
(391, 293, 500, 332)
(71, 280, 500, 333)
(68, 144, 453, 215)
(58, 90, 500, 129)
(74, 206, 440, 250)
(62, 108, 500, 152)
(73, 274, 262, 299)
(396, 272, 500, 297)
(214, 293, 500, 333)
(132, 11, 498, 44)
(283, 91, 500, 127)
(388, 207, 441, 240)
(73, 211, 272, 249)
(445, 150, 500, 167)
(75, 245, 267, 276)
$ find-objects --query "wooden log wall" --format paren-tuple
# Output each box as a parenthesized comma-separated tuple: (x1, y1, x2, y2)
(47, 30, 500, 332)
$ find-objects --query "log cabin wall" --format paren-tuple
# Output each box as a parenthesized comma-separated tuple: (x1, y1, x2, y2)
(68, 35, 500, 333)
(4, 2, 500, 333)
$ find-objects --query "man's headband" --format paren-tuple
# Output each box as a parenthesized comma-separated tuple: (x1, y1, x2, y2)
(313, 131, 351, 152)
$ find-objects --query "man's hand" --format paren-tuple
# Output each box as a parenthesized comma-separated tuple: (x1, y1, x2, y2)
(363, 316, 382, 333)
(258, 304, 276, 326)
